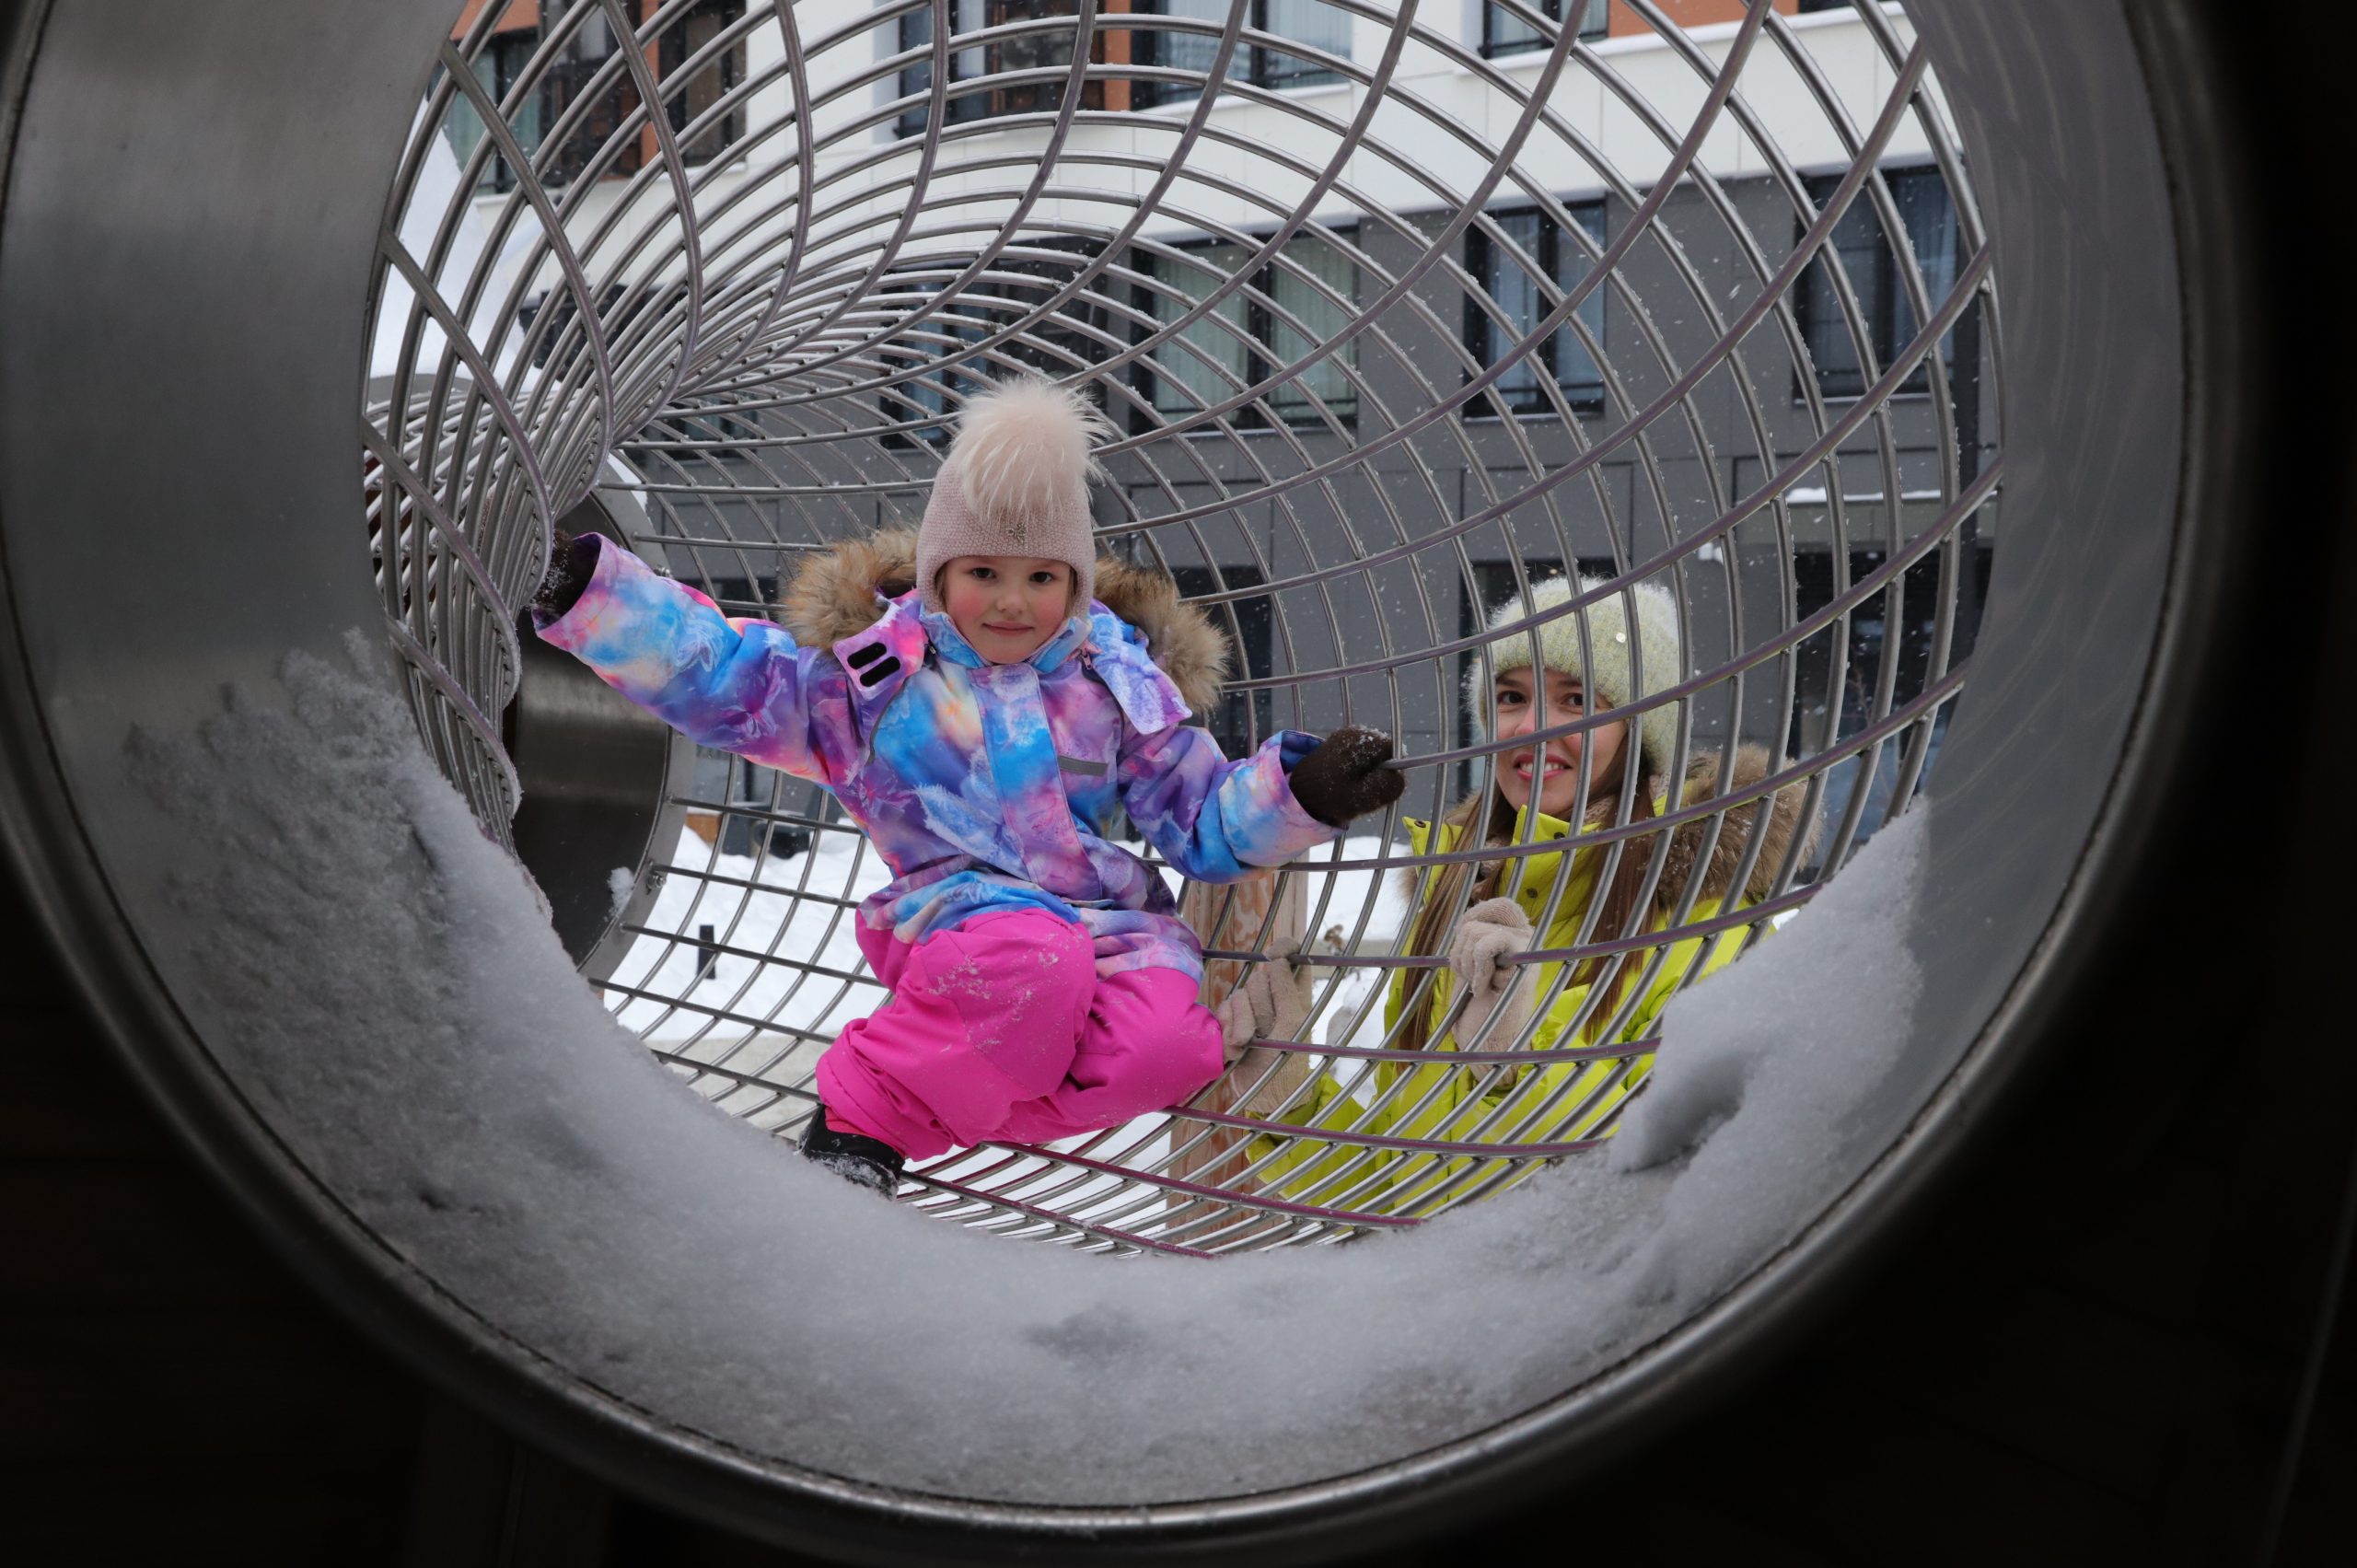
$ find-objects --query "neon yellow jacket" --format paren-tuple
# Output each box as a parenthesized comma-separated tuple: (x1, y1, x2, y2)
(1248, 749, 1808, 1217)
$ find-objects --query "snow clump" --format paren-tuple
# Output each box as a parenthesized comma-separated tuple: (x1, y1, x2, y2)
(118, 633, 1936, 1507)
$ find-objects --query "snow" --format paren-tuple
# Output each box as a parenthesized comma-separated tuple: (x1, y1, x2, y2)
(607, 823, 889, 1051)
(1608, 801, 1929, 1298)
(1290, 839, 1412, 1057)
(606, 866, 634, 919)
(1779, 486, 1947, 505)
(124, 636, 1935, 1508)
(616, 824, 1411, 1060)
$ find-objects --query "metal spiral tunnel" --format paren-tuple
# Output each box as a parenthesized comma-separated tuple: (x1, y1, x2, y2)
(369, 0, 1996, 1251)
(0, 0, 2214, 1556)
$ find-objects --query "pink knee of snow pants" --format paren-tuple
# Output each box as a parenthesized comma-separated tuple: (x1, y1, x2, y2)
(814, 911, 1225, 1160)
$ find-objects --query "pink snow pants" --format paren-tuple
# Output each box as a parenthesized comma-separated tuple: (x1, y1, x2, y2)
(813, 910, 1225, 1160)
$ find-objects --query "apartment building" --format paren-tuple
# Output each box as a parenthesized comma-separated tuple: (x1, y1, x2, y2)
(427, 0, 1989, 800)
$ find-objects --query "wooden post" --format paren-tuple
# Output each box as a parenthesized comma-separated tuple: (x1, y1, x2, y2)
(1165, 870, 1311, 1239)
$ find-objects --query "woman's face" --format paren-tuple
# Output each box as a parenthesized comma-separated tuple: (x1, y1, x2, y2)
(941, 555, 1074, 663)
(1491, 667, 1628, 818)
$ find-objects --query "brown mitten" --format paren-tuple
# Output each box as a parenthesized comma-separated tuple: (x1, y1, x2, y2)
(1287, 725, 1406, 827)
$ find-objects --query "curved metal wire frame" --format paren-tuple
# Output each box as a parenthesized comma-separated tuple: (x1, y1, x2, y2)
(364, 0, 2000, 1253)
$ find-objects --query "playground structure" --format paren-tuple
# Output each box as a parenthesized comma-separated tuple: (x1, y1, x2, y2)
(0, 0, 2254, 1558)
(374, 0, 1997, 1249)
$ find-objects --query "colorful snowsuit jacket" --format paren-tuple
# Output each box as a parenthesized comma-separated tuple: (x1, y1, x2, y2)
(1254, 748, 1813, 1214)
(533, 535, 1338, 980)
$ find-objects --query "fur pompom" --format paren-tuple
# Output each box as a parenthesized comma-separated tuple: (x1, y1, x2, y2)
(951, 375, 1113, 531)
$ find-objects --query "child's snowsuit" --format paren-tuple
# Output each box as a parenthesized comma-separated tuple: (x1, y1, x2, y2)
(534, 529, 1338, 1158)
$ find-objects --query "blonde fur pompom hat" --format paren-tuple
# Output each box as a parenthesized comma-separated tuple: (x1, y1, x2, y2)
(1468, 573, 1684, 779)
(915, 374, 1113, 614)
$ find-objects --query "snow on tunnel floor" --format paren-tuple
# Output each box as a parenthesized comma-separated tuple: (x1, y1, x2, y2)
(119, 636, 1933, 1506)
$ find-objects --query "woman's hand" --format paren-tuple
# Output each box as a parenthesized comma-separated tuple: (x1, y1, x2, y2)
(1215, 947, 1308, 1068)
(1447, 897, 1535, 1051)
(1287, 725, 1407, 826)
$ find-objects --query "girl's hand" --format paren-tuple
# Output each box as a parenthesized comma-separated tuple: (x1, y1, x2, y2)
(1447, 897, 1535, 1050)
(530, 525, 601, 619)
(1288, 725, 1407, 826)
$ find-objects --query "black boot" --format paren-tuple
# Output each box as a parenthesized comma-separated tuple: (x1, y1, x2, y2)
(798, 1106, 904, 1197)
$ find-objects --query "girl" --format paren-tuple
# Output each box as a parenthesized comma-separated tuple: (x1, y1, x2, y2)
(1252, 573, 1814, 1213)
(529, 377, 1403, 1194)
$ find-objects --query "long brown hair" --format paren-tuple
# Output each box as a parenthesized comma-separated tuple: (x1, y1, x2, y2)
(1394, 757, 1667, 1054)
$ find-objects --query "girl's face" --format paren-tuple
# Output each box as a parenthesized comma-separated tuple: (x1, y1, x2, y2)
(1491, 667, 1629, 818)
(941, 555, 1074, 663)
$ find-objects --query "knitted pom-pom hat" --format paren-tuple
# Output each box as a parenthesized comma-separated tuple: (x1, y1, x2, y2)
(1467, 573, 1684, 780)
(914, 374, 1112, 614)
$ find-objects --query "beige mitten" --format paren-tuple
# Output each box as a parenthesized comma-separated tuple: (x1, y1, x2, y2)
(1214, 949, 1309, 1067)
(1446, 897, 1535, 1048)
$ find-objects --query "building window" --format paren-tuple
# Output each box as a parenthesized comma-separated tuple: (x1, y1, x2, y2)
(967, 239, 1122, 379)
(876, 290, 993, 447)
(1138, 229, 1360, 430)
(1169, 565, 1271, 758)
(874, 242, 1118, 446)
(1481, 0, 1608, 60)
(895, 0, 1117, 138)
(1465, 200, 1608, 416)
(626, 406, 763, 463)
(1795, 1, 1852, 12)
(659, 0, 750, 166)
(442, 33, 539, 193)
(442, 15, 648, 192)
(1136, 0, 1352, 107)
(1788, 539, 1991, 854)
(517, 284, 633, 374)
(1794, 166, 1959, 400)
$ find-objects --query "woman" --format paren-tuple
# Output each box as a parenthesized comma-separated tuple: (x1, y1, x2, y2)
(1248, 573, 1815, 1214)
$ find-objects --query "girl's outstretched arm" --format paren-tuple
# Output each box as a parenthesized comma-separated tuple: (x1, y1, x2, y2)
(528, 531, 847, 784)
(1114, 724, 1338, 883)
(1116, 721, 1402, 882)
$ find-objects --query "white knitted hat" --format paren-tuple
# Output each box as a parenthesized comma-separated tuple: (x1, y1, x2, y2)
(1467, 573, 1684, 779)
(914, 375, 1111, 614)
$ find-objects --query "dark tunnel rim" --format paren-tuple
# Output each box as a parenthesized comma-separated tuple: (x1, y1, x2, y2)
(0, 2, 2250, 1561)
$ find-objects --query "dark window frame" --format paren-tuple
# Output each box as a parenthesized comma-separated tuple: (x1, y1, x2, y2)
(1463, 198, 1609, 418)
(1131, 227, 1363, 434)
(445, 32, 540, 194)
(875, 238, 1119, 448)
(1793, 164, 1960, 401)
(1480, 0, 1609, 61)
(625, 406, 764, 463)
(659, 0, 751, 166)
(460, 20, 647, 193)
(1132, 0, 1352, 109)
(1169, 564, 1273, 758)
(894, 0, 1114, 139)
(1786, 538, 1991, 756)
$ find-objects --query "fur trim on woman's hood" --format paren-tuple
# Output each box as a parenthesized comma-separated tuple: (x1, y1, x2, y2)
(778, 527, 1233, 713)
(1655, 743, 1818, 911)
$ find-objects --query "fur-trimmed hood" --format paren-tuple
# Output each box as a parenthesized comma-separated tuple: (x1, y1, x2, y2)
(779, 526, 1232, 713)
(1652, 743, 1817, 912)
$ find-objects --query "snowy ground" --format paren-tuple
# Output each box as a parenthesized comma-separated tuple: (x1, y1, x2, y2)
(601, 823, 1411, 1205)
(126, 642, 1936, 1506)
(608, 823, 1411, 1079)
